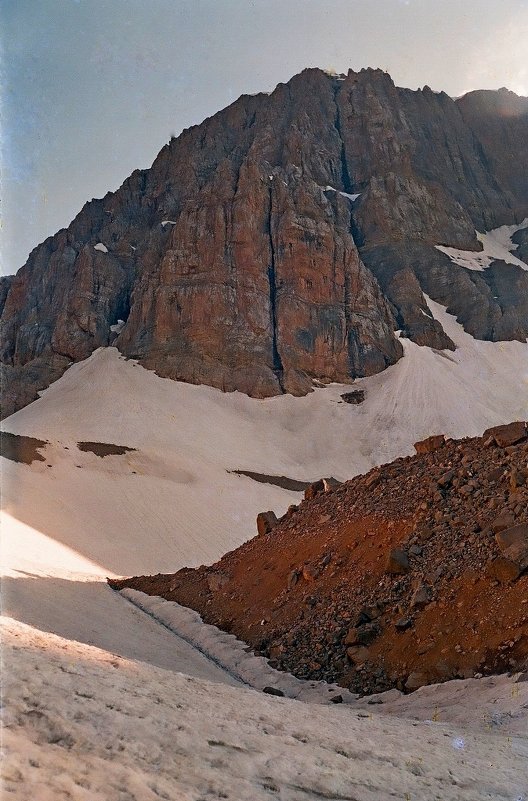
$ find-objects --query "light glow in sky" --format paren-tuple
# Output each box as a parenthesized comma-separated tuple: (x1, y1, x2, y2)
(2, 0, 527, 275)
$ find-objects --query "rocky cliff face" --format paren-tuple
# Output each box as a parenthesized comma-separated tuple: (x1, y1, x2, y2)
(2, 68, 527, 417)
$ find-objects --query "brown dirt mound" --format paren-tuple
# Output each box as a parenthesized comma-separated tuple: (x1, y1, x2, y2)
(0, 431, 48, 464)
(112, 422, 528, 696)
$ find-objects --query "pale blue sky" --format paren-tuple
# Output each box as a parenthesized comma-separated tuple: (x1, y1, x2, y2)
(2, 0, 528, 274)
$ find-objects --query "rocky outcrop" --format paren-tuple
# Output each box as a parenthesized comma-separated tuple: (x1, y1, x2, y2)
(456, 88, 528, 218)
(414, 434, 445, 454)
(116, 423, 528, 695)
(2, 68, 527, 417)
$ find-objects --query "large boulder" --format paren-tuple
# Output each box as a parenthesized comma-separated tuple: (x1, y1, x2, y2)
(414, 435, 445, 455)
(494, 523, 528, 579)
(483, 422, 527, 448)
(256, 511, 279, 536)
(385, 548, 410, 575)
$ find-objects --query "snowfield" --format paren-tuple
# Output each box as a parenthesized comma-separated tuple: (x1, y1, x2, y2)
(2, 296, 527, 655)
(3, 298, 527, 586)
(2, 297, 527, 799)
(3, 618, 527, 801)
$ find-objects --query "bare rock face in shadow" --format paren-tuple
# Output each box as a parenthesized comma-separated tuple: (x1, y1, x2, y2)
(340, 389, 365, 405)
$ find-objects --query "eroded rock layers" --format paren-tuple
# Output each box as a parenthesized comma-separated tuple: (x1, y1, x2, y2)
(2, 69, 528, 416)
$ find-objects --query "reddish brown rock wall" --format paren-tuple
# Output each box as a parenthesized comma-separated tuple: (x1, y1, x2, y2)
(2, 68, 527, 416)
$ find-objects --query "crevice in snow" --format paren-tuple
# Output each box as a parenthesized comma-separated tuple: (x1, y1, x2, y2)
(119, 588, 358, 704)
(161, 220, 177, 227)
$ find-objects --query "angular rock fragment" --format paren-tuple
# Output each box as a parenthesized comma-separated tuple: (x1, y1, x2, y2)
(257, 511, 279, 536)
(483, 422, 527, 448)
(414, 435, 445, 454)
(385, 549, 410, 575)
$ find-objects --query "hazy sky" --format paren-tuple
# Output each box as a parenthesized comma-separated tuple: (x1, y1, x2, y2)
(3, 0, 528, 275)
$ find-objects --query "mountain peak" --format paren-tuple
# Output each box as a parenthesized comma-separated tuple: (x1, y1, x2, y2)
(1, 67, 527, 419)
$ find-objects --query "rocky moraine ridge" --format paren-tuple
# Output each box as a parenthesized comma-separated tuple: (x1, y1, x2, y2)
(113, 422, 528, 696)
(2, 69, 528, 416)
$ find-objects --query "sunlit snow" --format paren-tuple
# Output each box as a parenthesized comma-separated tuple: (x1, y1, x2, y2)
(4, 617, 526, 801)
(2, 297, 527, 800)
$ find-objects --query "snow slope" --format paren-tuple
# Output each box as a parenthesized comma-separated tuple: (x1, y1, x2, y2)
(3, 617, 527, 801)
(0, 512, 241, 682)
(2, 299, 527, 635)
(2, 298, 527, 798)
(3, 298, 527, 575)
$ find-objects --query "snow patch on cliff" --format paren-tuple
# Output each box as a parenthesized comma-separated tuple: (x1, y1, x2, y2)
(324, 185, 361, 201)
(436, 218, 528, 271)
(109, 319, 125, 334)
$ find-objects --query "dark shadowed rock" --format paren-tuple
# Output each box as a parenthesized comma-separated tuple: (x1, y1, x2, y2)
(385, 549, 410, 575)
(495, 523, 528, 553)
(494, 524, 528, 579)
(437, 470, 455, 489)
(341, 389, 365, 404)
(262, 686, 285, 697)
(410, 584, 432, 608)
(405, 671, 430, 691)
(487, 556, 521, 584)
(491, 511, 516, 534)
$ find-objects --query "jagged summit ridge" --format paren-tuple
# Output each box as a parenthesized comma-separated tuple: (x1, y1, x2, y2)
(1, 67, 527, 417)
